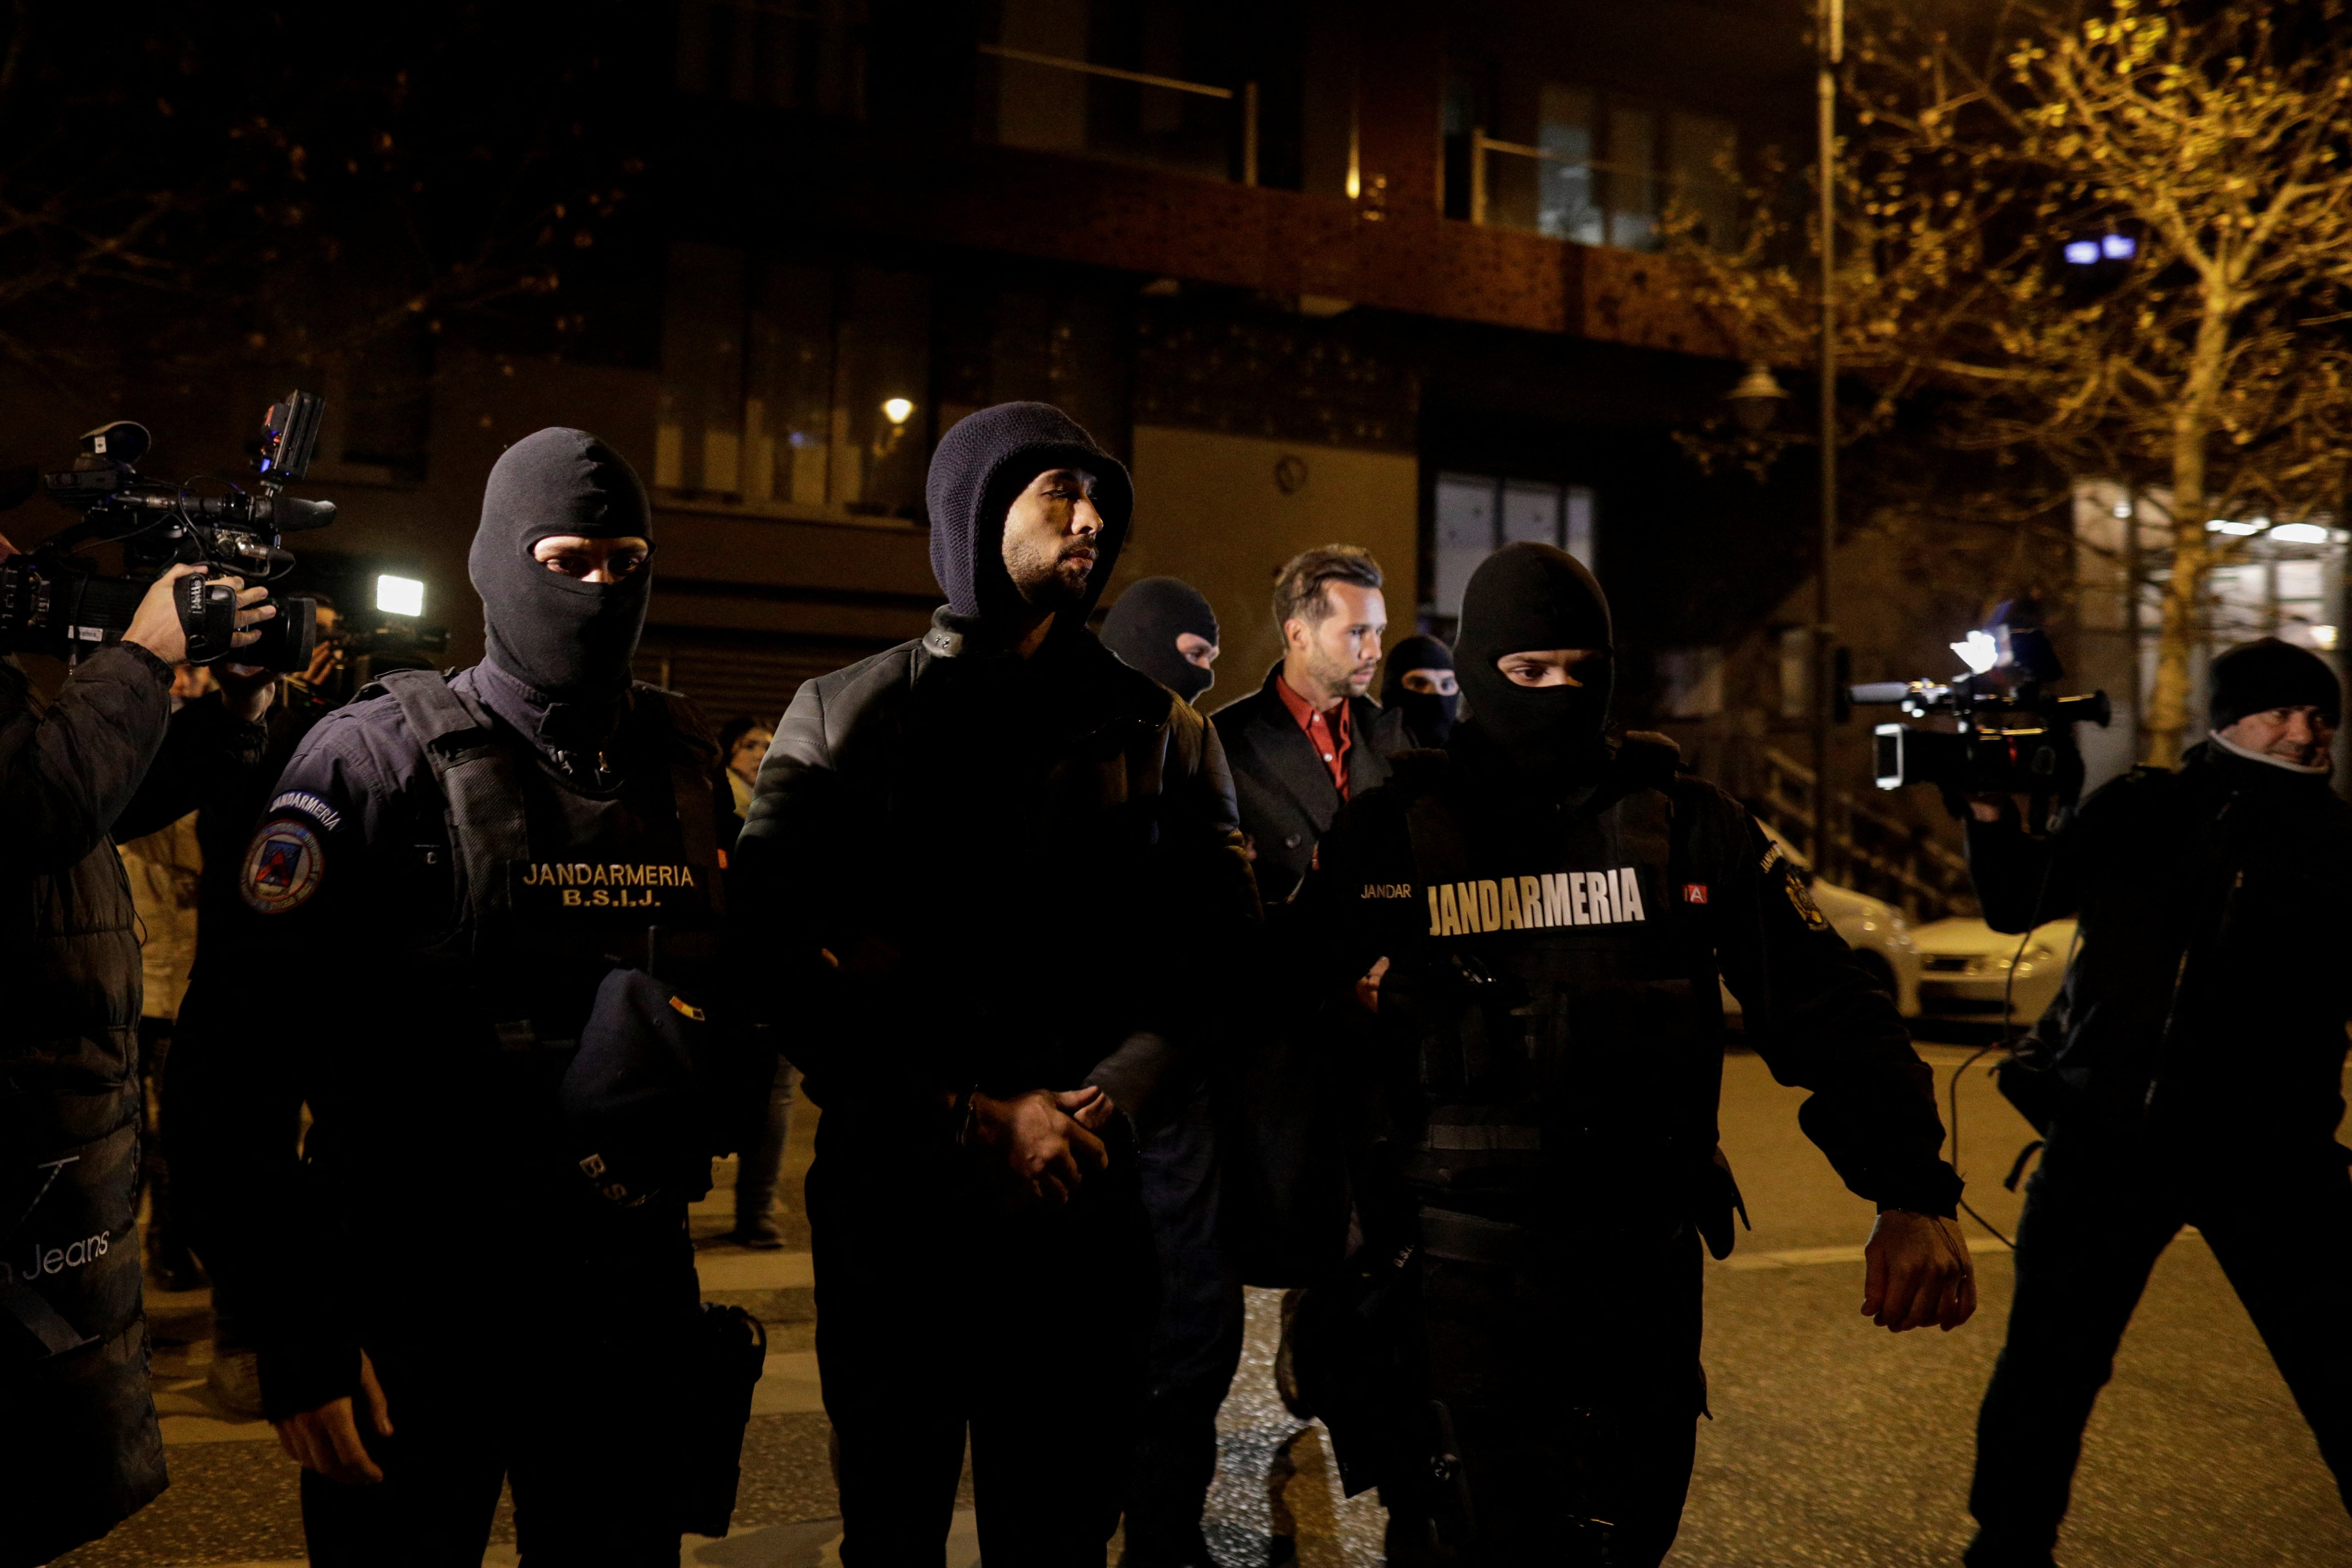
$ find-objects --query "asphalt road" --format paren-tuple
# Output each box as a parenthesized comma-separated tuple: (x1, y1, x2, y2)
(1664, 1042, 2352, 1568)
(54, 1043, 2352, 1567)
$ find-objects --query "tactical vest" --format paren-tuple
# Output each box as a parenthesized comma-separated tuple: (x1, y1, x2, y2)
(370, 669, 725, 1052)
(1374, 742, 1723, 1237)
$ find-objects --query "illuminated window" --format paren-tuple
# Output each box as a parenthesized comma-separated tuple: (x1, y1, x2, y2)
(656, 243, 932, 518)
(1433, 473, 1596, 621)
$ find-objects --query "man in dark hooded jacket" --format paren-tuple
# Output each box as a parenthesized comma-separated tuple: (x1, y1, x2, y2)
(734, 402, 1260, 1566)
(1962, 637, 2352, 1568)
(169, 428, 742, 1566)
(1300, 542, 1974, 1567)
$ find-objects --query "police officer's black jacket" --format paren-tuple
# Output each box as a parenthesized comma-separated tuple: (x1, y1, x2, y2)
(1, 644, 266, 1561)
(169, 656, 736, 1419)
(1211, 662, 1411, 905)
(735, 606, 1261, 1137)
(1968, 740, 2352, 1144)
(1303, 725, 1961, 1242)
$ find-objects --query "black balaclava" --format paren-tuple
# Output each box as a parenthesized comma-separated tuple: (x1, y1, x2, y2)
(2209, 636, 2341, 730)
(1101, 576, 1220, 703)
(1382, 632, 1458, 746)
(1454, 542, 1615, 786)
(469, 427, 653, 700)
(925, 401, 1133, 632)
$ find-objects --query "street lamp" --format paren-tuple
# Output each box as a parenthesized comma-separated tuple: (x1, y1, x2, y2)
(881, 397, 914, 427)
(1728, 362, 1790, 434)
(1813, 0, 1843, 883)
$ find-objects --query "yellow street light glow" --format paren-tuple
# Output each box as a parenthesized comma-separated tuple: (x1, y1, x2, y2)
(882, 397, 915, 426)
(377, 574, 425, 617)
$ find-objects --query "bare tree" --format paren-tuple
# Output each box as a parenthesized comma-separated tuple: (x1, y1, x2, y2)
(0, 2, 641, 390)
(1674, 0, 2352, 765)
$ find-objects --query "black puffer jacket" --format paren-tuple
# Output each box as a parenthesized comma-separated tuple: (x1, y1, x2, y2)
(0, 645, 265, 1567)
(735, 404, 1259, 1136)
(1969, 741, 2352, 1149)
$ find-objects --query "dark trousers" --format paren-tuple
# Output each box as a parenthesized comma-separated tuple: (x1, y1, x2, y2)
(1124, 1089, 1246, 1563)
(300, 1219, 700, 1568)
(1969, 1122, 2352, 1556)
(810, 1113, 1157, 1568)
(1384, 1221, 1704, 1568)
(134, 1016, 193, 1273)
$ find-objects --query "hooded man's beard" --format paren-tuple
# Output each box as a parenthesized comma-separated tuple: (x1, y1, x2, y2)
(1005, 537, 1099, 612)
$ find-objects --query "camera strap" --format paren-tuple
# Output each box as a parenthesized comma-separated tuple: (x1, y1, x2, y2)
(176, 570, 243, 665)
(371, 669, 531, 956)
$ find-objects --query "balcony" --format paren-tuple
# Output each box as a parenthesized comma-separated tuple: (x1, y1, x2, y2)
(973, 43, 1261, 187)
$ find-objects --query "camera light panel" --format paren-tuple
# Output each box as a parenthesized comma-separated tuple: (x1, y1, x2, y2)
(376, 574, 425, 617)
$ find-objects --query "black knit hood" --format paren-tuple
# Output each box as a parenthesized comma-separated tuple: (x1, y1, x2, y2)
(469, 426, 653, 702)
(2209, 636, 2341, 730)
(1454, 542, 1614, 787)
(1381, 631, 1458, 746)
(1101, 575, 1220, 703)
(925, 401, 1133, 627)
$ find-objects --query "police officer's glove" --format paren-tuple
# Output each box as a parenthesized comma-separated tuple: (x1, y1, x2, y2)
(560, 967, 716, 1209)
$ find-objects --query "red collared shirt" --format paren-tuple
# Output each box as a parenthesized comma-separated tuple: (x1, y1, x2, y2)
(1275, 672, 1352, 799)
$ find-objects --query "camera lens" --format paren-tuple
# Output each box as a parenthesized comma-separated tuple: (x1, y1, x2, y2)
(242, 594, 319, 672)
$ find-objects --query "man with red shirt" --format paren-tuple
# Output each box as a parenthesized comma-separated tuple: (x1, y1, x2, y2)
(1212, 544, 1411, 906)
(1203, 546, 1417, 1560)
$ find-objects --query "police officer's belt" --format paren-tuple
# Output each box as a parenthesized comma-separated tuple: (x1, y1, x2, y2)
(1417, 1206, 1537, 1269)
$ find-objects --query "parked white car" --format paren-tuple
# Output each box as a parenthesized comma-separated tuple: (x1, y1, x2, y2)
(1908, 916, 2079, 1029)
(1723, 824, 1924, 1019)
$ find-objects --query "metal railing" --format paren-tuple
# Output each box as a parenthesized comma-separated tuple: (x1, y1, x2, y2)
(1753, 746, 1975, 920)
(1467, 127, 1734, 251)
(977, 43, 1258, 186)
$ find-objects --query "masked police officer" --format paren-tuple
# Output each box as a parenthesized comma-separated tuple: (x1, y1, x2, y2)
(1300, 542, 1974, 1566)
(1963, 636, 2352, 1567)
(1381, 633, 1458, 749)
(172, 428, 742, 1565)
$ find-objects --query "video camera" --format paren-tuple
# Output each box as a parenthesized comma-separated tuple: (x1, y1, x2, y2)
(1848, 604, 2113, 822)
(0, 392, 336, 668)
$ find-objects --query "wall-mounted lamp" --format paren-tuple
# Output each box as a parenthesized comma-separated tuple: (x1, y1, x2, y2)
(882, 397, 915, 427)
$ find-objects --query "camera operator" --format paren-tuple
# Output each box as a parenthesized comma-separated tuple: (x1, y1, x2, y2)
(1962, 636, 2352, 1568)
(1, 548, 274, 1568)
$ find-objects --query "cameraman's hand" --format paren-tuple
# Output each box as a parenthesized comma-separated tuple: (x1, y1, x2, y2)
(122, 566, 275, 665)
(216, 663, 279, 724)
(1964, 794, 2019, 827)
(272, 1350, 393, 1485)
(1862, 1211, 1977, 1332)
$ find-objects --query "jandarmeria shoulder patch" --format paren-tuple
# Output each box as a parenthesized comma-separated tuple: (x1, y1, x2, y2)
(267, 790, 344, 832)
(241, 819, 325, 914)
